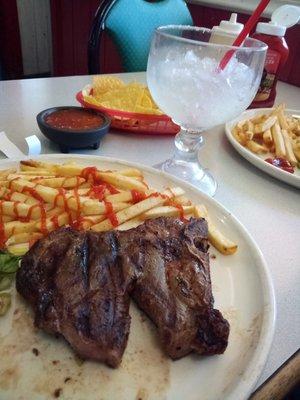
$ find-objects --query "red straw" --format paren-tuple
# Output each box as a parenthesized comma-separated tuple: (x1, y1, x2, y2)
(218, 0, 271, 70)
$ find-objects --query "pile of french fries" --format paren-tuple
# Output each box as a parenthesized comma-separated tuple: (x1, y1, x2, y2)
(232, 104, 300, 168)
(0, 160, 237, 256)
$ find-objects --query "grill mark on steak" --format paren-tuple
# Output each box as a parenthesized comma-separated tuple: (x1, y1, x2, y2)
(16, 217, 229, 368)
(78, 234, 89, 289)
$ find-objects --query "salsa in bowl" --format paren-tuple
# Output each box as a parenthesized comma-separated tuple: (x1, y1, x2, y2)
(37, 106, 111, 153)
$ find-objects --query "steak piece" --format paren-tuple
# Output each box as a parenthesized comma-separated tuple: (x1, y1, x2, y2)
(16, 227, 131, 368)
(118, 217, 229, 359)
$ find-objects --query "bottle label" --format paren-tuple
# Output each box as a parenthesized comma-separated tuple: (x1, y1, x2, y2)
(254, 49, 281, 102)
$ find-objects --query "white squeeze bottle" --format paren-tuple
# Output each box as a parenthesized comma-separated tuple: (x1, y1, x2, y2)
(210, 13, 244, 45)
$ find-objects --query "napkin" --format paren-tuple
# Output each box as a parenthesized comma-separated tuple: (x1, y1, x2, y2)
(0, 131, 41, 158)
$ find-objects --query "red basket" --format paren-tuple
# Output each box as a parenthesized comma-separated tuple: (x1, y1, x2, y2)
(76, 91, 179, 135)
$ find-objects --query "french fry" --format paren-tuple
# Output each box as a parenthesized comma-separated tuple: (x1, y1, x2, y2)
(20, 159, 58, 172)
(7, 174, 56, 180)
(55, 164, 83, 176)
(4, 221, 37, 237)
(105, 189, 153, 203)
(8, 191, 40, 205)
(96, 172, 148, 191)
(232, 126, 248, 146)
(34, 176, 85, 188)
(78, 182, 92, 189)
(91, 187, 184, 232)
(142, 205, 194, 219)
(237, 119, 247, 129)
(46, 206, 66, 217)
(194, 205, 237, 255)
(254, 115, 277, 133)
(252, 114, 266, 124)
(67, 187, 92, 196)
(277, 106, 289, 130)
(292, 138, 300, 161)
(282, 130, 297, 166)
(262, 129, 273, 146)
(116, 217, 143, 231)
(2, 215, 14, 222)
(79, 215, 106, 230)
(35, 212, 70, 232)
(1, 201, 48, 220)
(0, 187, 9, 198)
(172, 195, 192, 206)
(9, 179, 77, 208)
(56, 164, 147, 191)
(244, 130, 254, 141)
(82, 200, 129, 216)
(6, 232, 43, 246)
(18, 168, 55, 176)
(246, 140, 268, 154)
(245, 120, 254, 133)
(118, 168, 143, 178)
(0, 180, 10, 188)
(7, 242, 30, 256)
(271, 122, 286, 158)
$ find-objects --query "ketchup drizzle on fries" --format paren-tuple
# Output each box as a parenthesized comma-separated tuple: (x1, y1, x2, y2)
(0, 160, 238, 257)
(166, 200, 186, 221)
(22, 187, 44, 203)
(131, 190, 147, 203)
(104, 200, 118, 227)
(13, 202, 20, 219)
(40, 205, 47, 235)
(88, 185, 106, 201)
(81, 166, 98, 183)
(51, 214, 60, 230)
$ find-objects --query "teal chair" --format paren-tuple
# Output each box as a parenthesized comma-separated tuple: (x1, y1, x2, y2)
(88, 0, 193, 74)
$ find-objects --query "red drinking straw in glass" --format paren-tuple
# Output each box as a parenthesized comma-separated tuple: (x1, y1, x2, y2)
(218, 0, 271, 70)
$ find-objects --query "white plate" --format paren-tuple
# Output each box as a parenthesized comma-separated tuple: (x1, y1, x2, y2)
(0, 155, 275, 400)
(225, 108, 300, 189)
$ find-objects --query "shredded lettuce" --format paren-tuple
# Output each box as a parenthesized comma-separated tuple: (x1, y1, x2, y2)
(0, 251, 21, 274)
(0, 251, 21, 316)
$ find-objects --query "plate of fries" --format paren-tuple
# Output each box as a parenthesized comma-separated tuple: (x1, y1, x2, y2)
(76, 76, 180, 135)
(225, 104, 300, 188)
(0, 154, 275, 400)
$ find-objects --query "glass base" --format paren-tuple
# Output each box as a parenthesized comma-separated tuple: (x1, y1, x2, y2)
(154, 158, 217, 197)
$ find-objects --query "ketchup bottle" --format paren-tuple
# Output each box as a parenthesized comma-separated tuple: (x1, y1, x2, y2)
(250, 5, 300, 109)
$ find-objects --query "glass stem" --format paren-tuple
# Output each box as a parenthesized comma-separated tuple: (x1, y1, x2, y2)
(174, 128, 204, 162)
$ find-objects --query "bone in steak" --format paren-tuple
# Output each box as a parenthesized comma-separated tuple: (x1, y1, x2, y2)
(16, 217, 229, 367)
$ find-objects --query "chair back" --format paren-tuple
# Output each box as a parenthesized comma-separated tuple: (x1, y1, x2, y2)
(88, 0, 193, 74)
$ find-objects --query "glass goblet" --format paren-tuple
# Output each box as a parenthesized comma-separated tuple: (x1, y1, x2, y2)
(147, 26, 267, 196)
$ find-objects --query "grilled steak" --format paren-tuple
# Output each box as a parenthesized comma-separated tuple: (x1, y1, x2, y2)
(118, 217, 229, 358)
(16, 227, 131, 368)
(16, 217, 229, 367)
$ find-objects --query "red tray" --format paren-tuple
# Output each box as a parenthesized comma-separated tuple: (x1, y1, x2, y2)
(76, 91, 179, 135)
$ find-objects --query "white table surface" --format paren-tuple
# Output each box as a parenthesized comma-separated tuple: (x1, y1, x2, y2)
(0, 72, 299, 393)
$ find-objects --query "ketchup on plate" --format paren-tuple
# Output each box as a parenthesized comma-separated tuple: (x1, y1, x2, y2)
(265, 157, 294, 174)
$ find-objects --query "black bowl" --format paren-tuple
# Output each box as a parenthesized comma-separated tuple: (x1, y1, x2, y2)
(37, 106, 111, 153)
